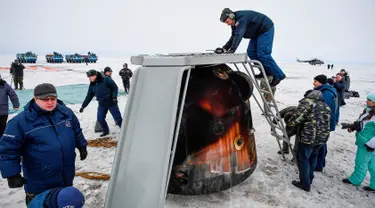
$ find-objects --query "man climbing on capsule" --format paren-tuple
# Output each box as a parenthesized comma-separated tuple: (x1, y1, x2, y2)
(215, 8, 286, 87)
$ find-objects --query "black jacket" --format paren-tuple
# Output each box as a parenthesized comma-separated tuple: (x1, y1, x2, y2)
(10, 63, 25, 77)
(119, 68, 133, 81)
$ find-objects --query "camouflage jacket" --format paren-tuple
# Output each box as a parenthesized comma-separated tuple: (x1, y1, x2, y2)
(287, 90, 331, 145)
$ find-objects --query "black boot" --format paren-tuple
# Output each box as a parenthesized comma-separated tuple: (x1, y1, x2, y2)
(278, 148, 290, 155)
(342, 178, 353, 185)
(100, 132, 109, 137)
(269, 78, 281, 87)
(278, 142, 290, 154)
(363, 186, 375, 192)
(254, 72, 264, 79)
(292, 180, 310, 192)
(314, 168, 323, 172)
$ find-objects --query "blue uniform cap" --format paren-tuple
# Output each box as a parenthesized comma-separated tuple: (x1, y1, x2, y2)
(57, 187, 85, 208)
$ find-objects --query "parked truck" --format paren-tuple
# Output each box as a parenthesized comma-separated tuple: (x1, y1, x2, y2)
(16, 51, 37, 63)
(46, 52, 64, 63)
(65, 53, 84, 63)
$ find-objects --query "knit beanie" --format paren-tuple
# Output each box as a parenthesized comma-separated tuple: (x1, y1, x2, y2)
(327, 78, 334, 86)
(104, 66, 112, 73)
(314, 74, 328, 84)
(367, 92, 375, 102)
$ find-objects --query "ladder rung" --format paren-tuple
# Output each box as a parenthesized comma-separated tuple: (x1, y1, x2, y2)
(264, 113, 280, 119)
(246, 61, 298, 162)
(272, 133, 290, 143)
(271, 132, 283, 139)
(268, 104, 276, 108)
(249, 64, 261, 69)
(270, 125, 283, 131)
(260, 89, 273, 94)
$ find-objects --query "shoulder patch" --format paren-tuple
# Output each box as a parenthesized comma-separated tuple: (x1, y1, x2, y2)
(235, 22, 240, 27)
(65, 121, 71, 127)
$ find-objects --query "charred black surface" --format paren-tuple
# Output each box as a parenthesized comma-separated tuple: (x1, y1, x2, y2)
(168, 64, 257, 195)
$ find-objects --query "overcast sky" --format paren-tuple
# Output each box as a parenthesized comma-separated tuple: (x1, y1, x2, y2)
(0, 0, 374, 63)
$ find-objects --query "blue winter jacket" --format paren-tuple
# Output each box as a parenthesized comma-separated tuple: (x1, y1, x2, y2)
(223, 10, 274, 52)
(314, 84, 338, 131)
(0, 79, 19, 115)
(81, 72, 119, 108)
(334, 79, 346, 104)
(0, 99, 87, 193)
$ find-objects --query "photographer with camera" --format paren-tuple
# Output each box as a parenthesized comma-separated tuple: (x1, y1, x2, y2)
(342, 92, 375, 192)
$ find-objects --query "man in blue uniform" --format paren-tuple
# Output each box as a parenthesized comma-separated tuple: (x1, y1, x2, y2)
(215, 8, 286, 87)
(80, 69, 123, 137)
(0, 83, 88, 205)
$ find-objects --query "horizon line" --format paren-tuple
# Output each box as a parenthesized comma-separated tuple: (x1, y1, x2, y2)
(0, 52, 373, 65)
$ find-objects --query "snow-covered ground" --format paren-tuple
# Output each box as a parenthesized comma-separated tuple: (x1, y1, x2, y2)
(0, 56, 374, 208)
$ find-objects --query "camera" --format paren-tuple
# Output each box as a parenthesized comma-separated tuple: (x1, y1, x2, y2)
(341, 121, 363, 132)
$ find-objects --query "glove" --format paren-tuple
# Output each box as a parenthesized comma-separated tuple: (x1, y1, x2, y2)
(284, 112, 294, 121)
(254, 72, 264, 79)
(214, 47, 226, 54)
(7, 174, 26, 188)
(112, 97, 118, 104)
(78, 147, 88, 160)
(365, 144, 374, 152)
(79, 107, 84, 113)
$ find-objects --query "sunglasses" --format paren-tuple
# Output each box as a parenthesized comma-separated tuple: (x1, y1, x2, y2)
(39, 97, 57, 102)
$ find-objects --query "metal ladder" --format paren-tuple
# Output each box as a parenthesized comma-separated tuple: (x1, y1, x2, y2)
(230, 60, 296, 161)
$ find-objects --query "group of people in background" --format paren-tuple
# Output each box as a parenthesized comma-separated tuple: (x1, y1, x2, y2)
(327, 64, 335, 70)
(276, 68, 375, 193)
(79, 63, 133, 137)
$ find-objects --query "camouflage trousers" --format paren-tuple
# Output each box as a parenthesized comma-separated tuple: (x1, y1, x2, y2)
(25, 192, 37, 206)
(13, 76, 23, 90)
(260, 76, 276, 102)
(260, 76, 277, 116)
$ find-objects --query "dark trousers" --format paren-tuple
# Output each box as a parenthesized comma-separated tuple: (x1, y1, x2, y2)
(246, 26, 286, 80)
(13, 76, 23, 90)
(97, 104, 123, 134)
(25, 192, 37, 206)
(281, 126, 300, 155)
(282, 135, 300, 156)
(297, 143, 322, 189)
(122, 79, 130, 93)
(0, 115, 8, 137)
(316, 143, 327, 170)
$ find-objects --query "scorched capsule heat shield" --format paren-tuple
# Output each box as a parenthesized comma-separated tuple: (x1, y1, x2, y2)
(168, 63, 257, 195)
